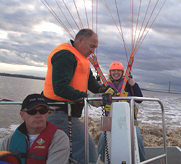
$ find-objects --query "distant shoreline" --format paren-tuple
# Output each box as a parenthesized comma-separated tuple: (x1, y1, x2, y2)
(0, 72, 45, 80)
(0, 73, 180, 94)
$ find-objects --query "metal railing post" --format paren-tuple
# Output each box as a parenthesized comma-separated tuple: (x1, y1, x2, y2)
(130, 99, 135, 164)
(158, 100, 167, 164)
(68, 103, 73, 163)
(84, 98, 89, 164)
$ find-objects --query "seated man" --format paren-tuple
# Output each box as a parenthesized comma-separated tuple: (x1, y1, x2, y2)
(0, 93, 70, 164)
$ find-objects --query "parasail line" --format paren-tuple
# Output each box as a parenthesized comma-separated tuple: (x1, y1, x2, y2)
(41, 0, 74, 39)
(133, 0, 142, 48)
(133, 0, 152, 51)
(133, 0, 167, 56)
(61, 0, 81, 31)
(120, 0, 162, 97)
(103, 0, 131, 55)
(92, 0, 93, 30)
(131, 0, 134, 56)
(133, 0, 166, 55)
(89, 54, 108, 86)
(41, 0, 107, 87)
(96, 0, 98, 35)
(119, 55, 134, 96)
(83, 0, 89, 28)
(114, 0, 129, 62)
(134, 0, 157, 51)
(56, 0, 76, 36)
(120, 0, 166, 97)
(72, 0, 84, 29)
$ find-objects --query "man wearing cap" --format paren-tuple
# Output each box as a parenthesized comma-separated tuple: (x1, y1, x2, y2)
(0, 93, 70, 164)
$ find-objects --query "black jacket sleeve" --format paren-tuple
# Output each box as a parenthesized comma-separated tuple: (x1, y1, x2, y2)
(88, 69, 104, 93)
(125, 82, 143, 103)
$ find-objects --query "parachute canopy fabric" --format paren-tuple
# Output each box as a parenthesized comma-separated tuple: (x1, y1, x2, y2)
(41, 0, 166, 94)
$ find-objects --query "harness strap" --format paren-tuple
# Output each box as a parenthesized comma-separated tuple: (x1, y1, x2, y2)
(134, 122, 139, 126)
(11, 151, 47, 160)
(130, 87, 139, 120)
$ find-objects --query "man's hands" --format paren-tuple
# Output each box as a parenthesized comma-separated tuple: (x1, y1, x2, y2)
(87, 92, 104, 107)
(99, 85, 118, 95)
(127, 78, 135, 86)
(87, 86, 115, 107)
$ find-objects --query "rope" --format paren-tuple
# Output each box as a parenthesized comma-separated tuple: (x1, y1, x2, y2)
(83, 0, 89, 28)
(134, 0, 167, 54)
(89, 54, 108, 86)
(41, 0, 167, 102)
(134, 0, 152, 51)
(133, 0, 142, 47)
(61, 0, 80, 32)
(120, 55, 134, 96)
(131, 0, 134, 54)
(73, 0, 84, 29)
(103, 0, 131, 55)
(56, 0, 76, 36)
(114, 0, 129, 62)
(41, 0, 74, 39)
(92, 0, 93, 30)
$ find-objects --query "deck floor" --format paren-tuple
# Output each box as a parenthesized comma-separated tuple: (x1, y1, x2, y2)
(145, 146, 181, 164)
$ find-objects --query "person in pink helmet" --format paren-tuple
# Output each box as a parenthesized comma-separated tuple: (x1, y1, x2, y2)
(97, 62, 146, 162)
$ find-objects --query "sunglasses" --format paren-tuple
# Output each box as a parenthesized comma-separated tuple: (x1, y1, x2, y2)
(25, 108, 49, 115)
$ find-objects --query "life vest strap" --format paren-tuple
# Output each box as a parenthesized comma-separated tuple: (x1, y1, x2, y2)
(11, 151, 47, 160)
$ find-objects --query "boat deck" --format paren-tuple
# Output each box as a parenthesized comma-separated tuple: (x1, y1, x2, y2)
(145, 146, 181, 164)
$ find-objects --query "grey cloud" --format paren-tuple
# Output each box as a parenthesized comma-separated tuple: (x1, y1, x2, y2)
(0, 0, 181, 92)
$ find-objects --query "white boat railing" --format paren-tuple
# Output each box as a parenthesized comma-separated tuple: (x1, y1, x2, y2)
(0, 96, 167, 164)
(84, 96, 167, 164)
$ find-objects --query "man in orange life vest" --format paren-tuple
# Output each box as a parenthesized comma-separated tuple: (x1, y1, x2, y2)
(42, 28, 108, 163)
(0, 94, 70, 164)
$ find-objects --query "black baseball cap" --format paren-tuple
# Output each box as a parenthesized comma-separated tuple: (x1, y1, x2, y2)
(21, 94, 49, 111)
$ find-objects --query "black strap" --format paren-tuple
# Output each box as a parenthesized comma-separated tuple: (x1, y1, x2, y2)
(11, 151, 47, 160)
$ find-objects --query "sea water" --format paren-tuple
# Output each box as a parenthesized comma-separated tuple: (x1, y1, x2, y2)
(0, 75, 181, 127)
(0, 75, 181, 143)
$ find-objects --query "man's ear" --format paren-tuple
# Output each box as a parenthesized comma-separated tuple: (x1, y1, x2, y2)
(20, 111, 25, 121)
(78, 37, 83, 44)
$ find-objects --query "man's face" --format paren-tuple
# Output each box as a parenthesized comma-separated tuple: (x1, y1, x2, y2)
(77, 33, 98, 58)
(20, 105, 49, 134)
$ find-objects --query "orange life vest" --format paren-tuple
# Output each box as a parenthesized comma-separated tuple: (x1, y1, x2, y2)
(43, 43, 90, 101)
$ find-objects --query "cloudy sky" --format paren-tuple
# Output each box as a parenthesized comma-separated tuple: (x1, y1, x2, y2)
(0, 0, 181, 92)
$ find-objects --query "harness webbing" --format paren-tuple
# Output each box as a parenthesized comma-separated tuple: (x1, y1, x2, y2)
(120, 56, 134, 96)
(89, 54, 108, 87)
(11, 150, 47, 160)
